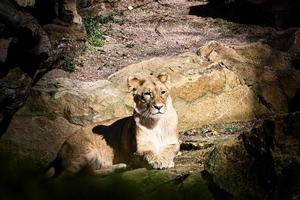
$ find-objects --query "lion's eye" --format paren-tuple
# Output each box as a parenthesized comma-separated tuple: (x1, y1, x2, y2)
(161, 90, 167, 95)
(144, 92, 151, 96)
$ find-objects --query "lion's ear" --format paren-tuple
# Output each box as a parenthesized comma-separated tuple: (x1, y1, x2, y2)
(157, 72, 169, 83)
(127, 76, 141, 94)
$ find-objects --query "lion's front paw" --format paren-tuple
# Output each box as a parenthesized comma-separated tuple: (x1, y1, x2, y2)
(145, 153, 175, 169)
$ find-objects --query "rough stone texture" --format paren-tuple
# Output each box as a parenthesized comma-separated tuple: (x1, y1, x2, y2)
(204, 113, 300, 199)
(110, 40, 300, 130)
(77, 0, 94, 8)
(25, 78, 131, 126)
(0, 68, 32, 134)
(0, 0, 86, 136)
(0, 116, 79, 167)
(14, 0, 35, 7)
(198, 41, 300, 112)
(204, 135, 265, 199)
(59, 0, 83, 25)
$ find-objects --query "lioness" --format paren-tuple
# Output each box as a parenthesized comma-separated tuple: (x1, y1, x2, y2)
(49, 72, 179, 176)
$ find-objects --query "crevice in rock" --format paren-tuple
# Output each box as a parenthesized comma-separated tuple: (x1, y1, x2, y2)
(289, 89, 300, 112)
(32, 0, 57, 25)
(291, 57, 300, 71)
(180, 142, 201, 151)
(253, 89, 274, 112)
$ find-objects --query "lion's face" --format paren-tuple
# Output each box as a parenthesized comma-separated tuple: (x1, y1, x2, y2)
(128, 73, 171, 119)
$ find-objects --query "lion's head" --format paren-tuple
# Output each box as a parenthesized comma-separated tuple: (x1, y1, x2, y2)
(127, 73, 171, 120)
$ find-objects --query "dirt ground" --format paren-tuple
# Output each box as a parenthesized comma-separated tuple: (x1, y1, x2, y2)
(44, 0, 293, 81)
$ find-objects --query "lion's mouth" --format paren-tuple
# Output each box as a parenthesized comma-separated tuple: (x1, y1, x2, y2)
(152, 111, 165, 115)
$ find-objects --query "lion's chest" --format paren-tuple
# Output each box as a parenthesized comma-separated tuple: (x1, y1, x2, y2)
(136, 123, 177, 154)
(147, 128, 166, 154)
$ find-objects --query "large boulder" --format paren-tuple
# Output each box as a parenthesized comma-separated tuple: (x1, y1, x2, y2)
(110, 41, 300, 130)
(0, 78, 131, 167)
(198, 41, 300, 112)
(25, 78, 131, 126)
(109, 52, 269, 131)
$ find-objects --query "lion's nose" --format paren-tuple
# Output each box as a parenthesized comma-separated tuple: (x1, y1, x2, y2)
(153, 105, 163, 111)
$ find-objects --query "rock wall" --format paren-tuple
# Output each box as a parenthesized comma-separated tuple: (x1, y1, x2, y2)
(0, 0, 85, 136)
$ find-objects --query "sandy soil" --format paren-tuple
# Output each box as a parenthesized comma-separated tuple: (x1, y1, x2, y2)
(44, 0, 290, 81)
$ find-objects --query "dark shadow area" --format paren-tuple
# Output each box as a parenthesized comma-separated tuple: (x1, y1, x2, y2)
(32, 0, 57, 24)
(20, 0, 57, 24)
(189, 0, 300, 29)
(0, 0, 85, 136)
(275, 163, 300, 200)
(0, 154, 219, 200)
(201, 170, 233, 200)
(242, 120, 276, 199)
(0, 154, 141, 200)
(289, 89, 300, 112)
(292, 57, 300, 71)
(92, 116, 137, 163)
(283, 112, 300, 140)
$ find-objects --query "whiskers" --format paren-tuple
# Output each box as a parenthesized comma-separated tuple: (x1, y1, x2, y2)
(135, 109, 159, 129)
(141, 109, 152, 119)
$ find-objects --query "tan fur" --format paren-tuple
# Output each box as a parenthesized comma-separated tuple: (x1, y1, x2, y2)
(51, 73, 179, 175)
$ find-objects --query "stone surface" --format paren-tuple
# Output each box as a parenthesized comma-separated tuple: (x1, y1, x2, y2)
(0, 0, 86, 137)
(0, 68, 32, 134)
(198, 41, 300, 112)
(14, 0, 35, 7)
(26, 78, 131, 126)
(204, 135, 265, 199)
(0, 78, 131, 167)
(0, 116, 79, 167)
(204, 112, 300, 199)
(59, 0, 83, 25)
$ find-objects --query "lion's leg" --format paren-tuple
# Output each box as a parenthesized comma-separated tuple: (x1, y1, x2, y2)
(138, 144, 180, 169)
(159, 143, 180, 168)
(161, 143, 180, 160)
(93, 163, 127, 175)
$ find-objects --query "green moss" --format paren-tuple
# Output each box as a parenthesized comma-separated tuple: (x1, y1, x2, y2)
(60, 53, 76, 73)
(97, 12, 114, 24)
(83, 13, 115, 47)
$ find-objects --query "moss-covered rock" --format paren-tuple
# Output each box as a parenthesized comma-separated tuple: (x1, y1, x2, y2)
(204, 113, 300, 199)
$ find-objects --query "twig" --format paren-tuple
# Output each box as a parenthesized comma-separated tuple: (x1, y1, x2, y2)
(155, 17, 163, 36)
